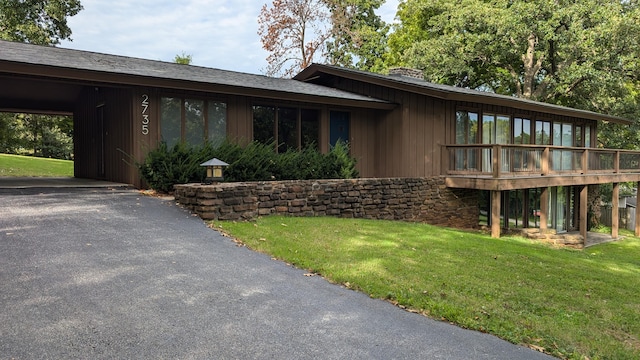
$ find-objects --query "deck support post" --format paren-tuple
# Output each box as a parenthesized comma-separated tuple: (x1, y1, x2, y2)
(540, 187, 549, 230)
(612, 183, 619, 239)
(580, 185, 588, 242)
(491, 190, 501, 238)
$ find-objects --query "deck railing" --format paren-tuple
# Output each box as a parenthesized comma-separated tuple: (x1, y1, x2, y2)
(443, 144, 640, 177)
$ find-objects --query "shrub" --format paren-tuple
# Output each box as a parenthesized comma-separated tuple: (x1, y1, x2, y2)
(138, 140, 358, 192)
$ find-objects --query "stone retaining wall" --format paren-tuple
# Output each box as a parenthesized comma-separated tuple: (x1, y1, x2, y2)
(174, 177, 479, 230)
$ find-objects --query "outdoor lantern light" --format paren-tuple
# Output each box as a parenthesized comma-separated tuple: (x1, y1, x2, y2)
(200, 158, 229, 184)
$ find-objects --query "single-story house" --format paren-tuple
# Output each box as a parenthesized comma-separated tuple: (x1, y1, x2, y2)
(2, 39, 640, 239)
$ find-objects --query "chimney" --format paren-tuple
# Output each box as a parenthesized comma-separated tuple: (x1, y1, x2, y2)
(388, 67, 424, 80)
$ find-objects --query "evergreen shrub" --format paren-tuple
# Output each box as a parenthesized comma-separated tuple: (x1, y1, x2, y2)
(139, 140, 358, 193)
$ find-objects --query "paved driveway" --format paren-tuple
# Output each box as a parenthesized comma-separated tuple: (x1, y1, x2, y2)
(0, 186, 553, 359)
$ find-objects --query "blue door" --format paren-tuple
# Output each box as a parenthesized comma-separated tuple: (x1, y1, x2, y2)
(330, 111, 350, 147)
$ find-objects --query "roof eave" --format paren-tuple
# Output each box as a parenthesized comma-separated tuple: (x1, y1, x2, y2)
(296, 64, 633, 125)
(1, 60, 395, 110)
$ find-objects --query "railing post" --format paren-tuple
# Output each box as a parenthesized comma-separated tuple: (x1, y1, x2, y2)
(614, 151, 620, 173)
(541, 147, 549, 175)
(582, 148, 588, 174)
(493, 145, 501, 178)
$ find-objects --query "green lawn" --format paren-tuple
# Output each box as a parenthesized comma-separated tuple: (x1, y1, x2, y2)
(0, 153, 73, 177)
(212, 216, 640, 360)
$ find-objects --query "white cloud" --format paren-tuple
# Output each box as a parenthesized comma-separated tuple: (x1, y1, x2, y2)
(61, 0, 399, 74)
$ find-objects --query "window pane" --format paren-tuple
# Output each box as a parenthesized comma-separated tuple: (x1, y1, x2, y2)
(185, 99, 204, 145)
(535, 120, 550, 145)
(575, 126, 582, 147)
(253, 106, 275, 144)
(496, 115, 510, 144)
(522, 119, 531, 144)
(301, 109, 319, 149)
(585, 126, 591, 147)
(278, 107, 297, 152)
(562, 123, 573, 146)
(552, 123, 562, 145)
(207, 101, 227, 147)
(482, 114, 495, 144)
(468, 112, 478, 144)
(161, 97, 181, 147)
(456, 111, 467, 144)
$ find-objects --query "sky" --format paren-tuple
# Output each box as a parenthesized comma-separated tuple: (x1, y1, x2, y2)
(60, 0, 400, 75)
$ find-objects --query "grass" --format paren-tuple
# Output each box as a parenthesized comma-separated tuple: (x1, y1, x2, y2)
(211, 216, 640, 360)
(0, 153, 73, 177)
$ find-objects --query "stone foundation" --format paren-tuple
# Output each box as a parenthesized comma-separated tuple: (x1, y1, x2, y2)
(516, 228, 584, 249)
(174, 178, 479, 230)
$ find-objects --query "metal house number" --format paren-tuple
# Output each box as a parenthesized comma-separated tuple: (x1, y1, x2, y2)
(141, 94, 150, 135)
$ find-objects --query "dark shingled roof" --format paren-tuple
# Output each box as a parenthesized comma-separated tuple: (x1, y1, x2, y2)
(295, 63, 633, 125)
(0, 40, 390, 106)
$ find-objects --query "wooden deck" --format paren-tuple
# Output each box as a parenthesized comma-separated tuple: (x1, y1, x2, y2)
(442, 144, 640, 239)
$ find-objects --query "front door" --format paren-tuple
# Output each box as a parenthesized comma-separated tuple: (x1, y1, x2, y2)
(329, 111, 349, 147)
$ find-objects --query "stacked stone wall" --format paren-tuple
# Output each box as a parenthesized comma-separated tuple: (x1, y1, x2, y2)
(174, 178, 479, 230)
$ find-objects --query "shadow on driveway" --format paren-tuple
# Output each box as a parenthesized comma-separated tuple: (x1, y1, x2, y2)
(0, 187, 553, 359)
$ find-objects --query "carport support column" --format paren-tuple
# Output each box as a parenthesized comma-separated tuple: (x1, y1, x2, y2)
(612, 183, 619, 239)
(491, 190, 501, 238)
(580, 185, 588, 242)
(540, 187, 549, 230)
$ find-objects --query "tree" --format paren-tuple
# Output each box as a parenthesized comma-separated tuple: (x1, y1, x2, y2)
(324, 0, 389, 72)
(386, 0, 640, 115)
(0, 0, 83, 45)
(174, 52, 192, 65)
(258, 0, 330, 78)
(0, 113, 73, 159)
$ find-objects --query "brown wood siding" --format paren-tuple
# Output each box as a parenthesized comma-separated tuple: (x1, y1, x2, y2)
(73, 87, 96, 179)
(74, 86, 134, 185)
(227, 95, 252, 145)
(317, 75, 603, 179)
(131, 88, 159, 187)
(102, 87, 133, 184)
(349, 108, 377, 177)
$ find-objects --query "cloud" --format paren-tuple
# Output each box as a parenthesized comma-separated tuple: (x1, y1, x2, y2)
(63, 0, 269, 73)
(61, 0, 399, 74)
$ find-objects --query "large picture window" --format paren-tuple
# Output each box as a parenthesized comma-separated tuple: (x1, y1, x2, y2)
(252, 105, 319, 152)
(160, 97, 227, 147)
(454, 110, 478, 171)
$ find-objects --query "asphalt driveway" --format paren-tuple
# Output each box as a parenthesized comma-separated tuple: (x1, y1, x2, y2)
(0, 186, 553, 359)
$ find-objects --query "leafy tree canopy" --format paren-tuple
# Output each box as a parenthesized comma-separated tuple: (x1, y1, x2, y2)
(324, 0, 389, 72)
(387, 0, 640, 113)
(0, 0, 83, 45)
(174, 52, 193, 65)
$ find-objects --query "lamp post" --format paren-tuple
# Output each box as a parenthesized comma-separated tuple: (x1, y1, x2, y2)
(200, 158, 228, 184)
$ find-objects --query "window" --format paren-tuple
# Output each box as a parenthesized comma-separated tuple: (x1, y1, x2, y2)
(455, 110, 478, 171)
(185, 99, 204, 145)
(482, 113, 510, 172)
(253, 106, 276, 144)
(208, 101, 227, 146)
(482, 113, 510, 144)
(512, 117, 532, 171)
(252, 105, 319, 152)
(513, 117, 531, 145)
(161, 98, 181, 147)
(160, 97, 227, 147)
(535, 120, 551, 145)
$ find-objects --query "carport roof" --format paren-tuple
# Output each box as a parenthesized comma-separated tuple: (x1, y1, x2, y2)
(0, 40, 392, 109)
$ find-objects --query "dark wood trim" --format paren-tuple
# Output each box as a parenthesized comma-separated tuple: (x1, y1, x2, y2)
(445, 173, 640, 191)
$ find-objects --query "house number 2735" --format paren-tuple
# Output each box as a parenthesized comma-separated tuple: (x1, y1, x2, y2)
(141, 94, 150, 135)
